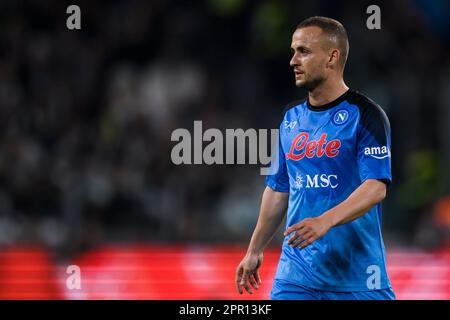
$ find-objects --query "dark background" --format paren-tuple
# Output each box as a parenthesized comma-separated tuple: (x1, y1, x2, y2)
(0, 0, 449, 260)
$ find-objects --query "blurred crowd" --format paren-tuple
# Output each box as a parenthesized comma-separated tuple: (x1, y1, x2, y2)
(0, 0, 449, 258)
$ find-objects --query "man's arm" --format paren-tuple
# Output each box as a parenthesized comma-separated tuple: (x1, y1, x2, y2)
(285, 179, 386, 249)
(236, 186, 289, 294)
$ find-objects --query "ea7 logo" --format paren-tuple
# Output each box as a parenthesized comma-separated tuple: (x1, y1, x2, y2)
(284, 120, 297, 130)
(364, 146, 390, 159)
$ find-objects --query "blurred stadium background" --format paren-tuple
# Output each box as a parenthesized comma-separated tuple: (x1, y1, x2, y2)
(0, 0, 449, 299)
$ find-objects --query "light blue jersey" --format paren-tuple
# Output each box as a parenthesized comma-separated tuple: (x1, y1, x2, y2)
(266, 89, 393, 292)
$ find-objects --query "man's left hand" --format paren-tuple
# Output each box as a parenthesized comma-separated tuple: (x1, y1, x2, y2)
(284, 215, 333, 249)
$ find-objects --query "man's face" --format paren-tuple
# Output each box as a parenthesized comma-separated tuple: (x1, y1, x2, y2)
(290, 26, 330, 90)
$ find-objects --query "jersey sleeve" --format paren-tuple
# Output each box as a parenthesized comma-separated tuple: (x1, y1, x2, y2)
(265, 123, 290, 192)
(357, 104, 392, 185)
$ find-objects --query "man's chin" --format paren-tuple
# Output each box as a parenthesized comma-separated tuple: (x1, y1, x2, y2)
(295, 77, 323, 91)
(295, 80, 306, 88)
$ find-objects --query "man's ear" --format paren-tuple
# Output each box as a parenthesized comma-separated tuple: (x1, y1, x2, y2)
(327, 49, 340, 68)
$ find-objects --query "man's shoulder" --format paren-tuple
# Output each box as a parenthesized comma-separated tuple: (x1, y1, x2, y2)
(346, 89, 387, 119)
(347, 89, 391, 135)
(281, 98, 306, 117)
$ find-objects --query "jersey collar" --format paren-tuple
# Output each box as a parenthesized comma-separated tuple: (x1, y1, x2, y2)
(307, 89, 352, 112)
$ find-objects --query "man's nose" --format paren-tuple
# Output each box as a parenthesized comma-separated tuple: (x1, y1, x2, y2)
(290, 54, 299, 67)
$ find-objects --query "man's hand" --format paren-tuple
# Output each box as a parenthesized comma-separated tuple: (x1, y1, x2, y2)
(284, 179, 387, 250)
(235, 252, 263, 294)
(235, 187, 287, 295)
(284, 215, 333, 249)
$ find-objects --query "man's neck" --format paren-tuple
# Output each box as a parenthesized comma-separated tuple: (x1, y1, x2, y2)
(308, 79, 349, 107)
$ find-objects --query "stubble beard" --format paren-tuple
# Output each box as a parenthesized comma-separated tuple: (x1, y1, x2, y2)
(296, 74, 326, 92)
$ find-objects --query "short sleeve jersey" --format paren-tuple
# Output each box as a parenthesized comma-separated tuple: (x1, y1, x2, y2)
(266, 89, 392, 291)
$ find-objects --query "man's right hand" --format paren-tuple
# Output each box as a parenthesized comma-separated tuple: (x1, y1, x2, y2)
(234, 187, 287, 295)
(235, 252, 263, 294)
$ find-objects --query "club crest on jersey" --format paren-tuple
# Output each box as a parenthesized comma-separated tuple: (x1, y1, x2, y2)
(286, 132, 341, 161)
(333, 109, 349, 125)
(364, 146, 390, 159)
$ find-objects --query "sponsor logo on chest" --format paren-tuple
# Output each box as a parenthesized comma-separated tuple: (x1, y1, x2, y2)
(286, 132, 341, 161)
(295, 172, 338, 189)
